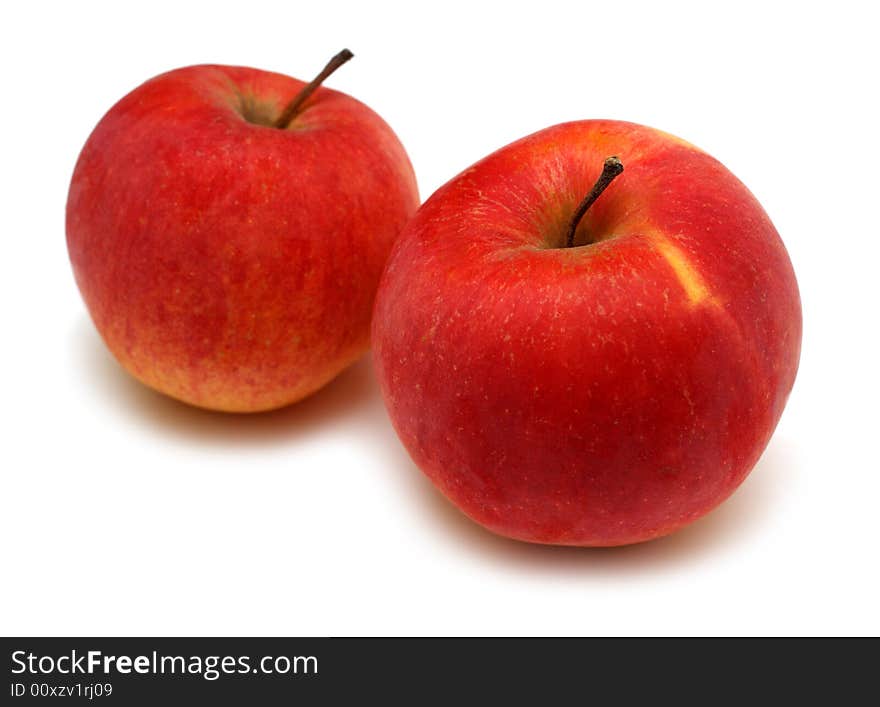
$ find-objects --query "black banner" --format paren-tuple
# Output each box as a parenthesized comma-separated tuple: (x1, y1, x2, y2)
(1, 637, 874, 703)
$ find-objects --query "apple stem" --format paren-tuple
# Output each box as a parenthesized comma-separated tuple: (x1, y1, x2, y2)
(274, 49, 354, 130)
(565, 156, 625, 248)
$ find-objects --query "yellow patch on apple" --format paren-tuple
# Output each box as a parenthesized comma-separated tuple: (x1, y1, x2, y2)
(653, 237, 716, 306)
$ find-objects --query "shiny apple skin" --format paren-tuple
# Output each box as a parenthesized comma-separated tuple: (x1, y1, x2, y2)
(373, 120, 801, 546)
(67, 65, 418, 412)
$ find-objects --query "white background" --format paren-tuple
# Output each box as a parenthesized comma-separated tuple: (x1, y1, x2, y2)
(1, 0, 877, 636)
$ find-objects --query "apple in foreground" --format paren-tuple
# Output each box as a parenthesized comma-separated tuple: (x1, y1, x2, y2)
(373, 120, 801, 546)
(67, 51, 418, 412)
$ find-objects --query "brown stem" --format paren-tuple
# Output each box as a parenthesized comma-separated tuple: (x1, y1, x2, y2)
(274, 49, 354, 129)
(565, 156, 624, 248)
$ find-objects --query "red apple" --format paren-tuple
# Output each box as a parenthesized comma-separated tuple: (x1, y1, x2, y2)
(373, 120, 801, 546)
(67, 51, 418, 412)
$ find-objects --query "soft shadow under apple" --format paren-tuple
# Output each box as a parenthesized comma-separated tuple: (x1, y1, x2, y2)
(379, 428, 796, 576)
(74, 314, 792, 570)
(71, 315, 380, 448)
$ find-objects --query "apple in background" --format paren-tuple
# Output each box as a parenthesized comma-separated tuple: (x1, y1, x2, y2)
(373, 120, 801, 546)
(67, 50, 418, 412)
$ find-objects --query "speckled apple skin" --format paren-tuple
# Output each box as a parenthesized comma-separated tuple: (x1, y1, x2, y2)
(67, 65, 418, 412)
(373, 120, 801, 546)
